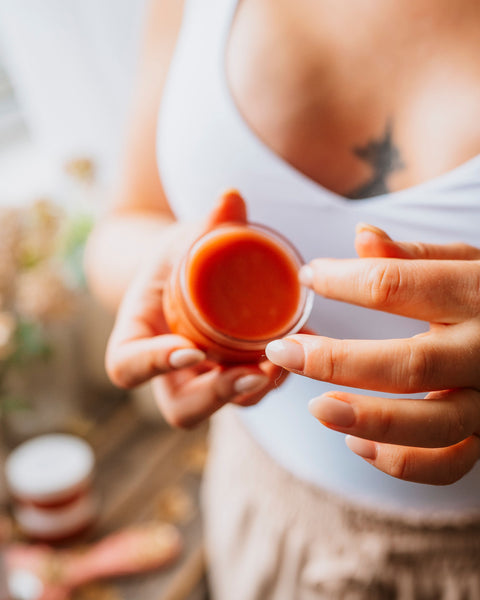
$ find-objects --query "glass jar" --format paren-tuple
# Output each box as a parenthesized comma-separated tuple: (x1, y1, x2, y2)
(163, 222, 313, 363)
(5, 434, 98, 542)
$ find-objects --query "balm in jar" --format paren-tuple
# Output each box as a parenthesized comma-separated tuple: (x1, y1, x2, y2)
(5, 434, 97, 542)
(163, 221, 313, 363)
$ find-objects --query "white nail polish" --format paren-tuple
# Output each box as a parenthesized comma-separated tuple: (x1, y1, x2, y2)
(234, 374, 269, 394)
(169, 348, 206, 369)
(298, 265, 313, 287)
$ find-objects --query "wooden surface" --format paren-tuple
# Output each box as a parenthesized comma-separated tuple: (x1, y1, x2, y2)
(2, 391, 211, 600)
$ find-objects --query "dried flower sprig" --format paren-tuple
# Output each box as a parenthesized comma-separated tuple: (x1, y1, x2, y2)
(0, 196, 93, 424)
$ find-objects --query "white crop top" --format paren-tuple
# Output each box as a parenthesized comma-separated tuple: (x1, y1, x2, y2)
(157, 0, 480, 518)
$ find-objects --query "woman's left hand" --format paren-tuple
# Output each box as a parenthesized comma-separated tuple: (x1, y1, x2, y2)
(265, 225, 480, 485)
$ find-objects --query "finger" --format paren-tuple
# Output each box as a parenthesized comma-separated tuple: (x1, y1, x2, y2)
(205, 189, 247, 229)
(154, 365, 269, 428)
(308, 388, 480, 448)
(345, 434, 480, 485)
(266, 327, 480, 393)
(110, 260, 171, 344)
(355, 223, 480, 260)
(232, 360, 288, 407)
(106, 334, 206, 388)
(107, 259, 207, 388)
(299, 257, 480, 323)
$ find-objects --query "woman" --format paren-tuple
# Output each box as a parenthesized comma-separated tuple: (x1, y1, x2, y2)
(86, 0, 480, 597)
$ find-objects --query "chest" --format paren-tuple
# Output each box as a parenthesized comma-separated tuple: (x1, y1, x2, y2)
(226, 0, 480, 198)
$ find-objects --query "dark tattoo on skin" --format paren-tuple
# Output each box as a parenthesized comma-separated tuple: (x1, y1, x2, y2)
(347, 121, 406, 199)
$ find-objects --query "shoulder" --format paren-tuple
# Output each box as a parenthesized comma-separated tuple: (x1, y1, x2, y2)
(143, 0, 185, 57)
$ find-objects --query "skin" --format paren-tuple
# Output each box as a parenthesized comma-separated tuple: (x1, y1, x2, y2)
(104, 192, 285, 429)
(266, 228, 480, 485)
(86, 0, 480, 483)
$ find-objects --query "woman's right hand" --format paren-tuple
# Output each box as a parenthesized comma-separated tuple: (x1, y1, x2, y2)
(105, 191, 286, 428)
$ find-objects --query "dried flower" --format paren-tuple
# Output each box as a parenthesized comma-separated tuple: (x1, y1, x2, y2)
(19, 199, 63, 268)
(64, 157, 96, 184)
(0, 208, 21, 297)
(15, 265, 75, 322)
(0, 311, 15, 360)
(182, 439, 209, 474)
(73, 584, 122, 600)
(156, 485, 195, 524)
(0, 192, 93, 426)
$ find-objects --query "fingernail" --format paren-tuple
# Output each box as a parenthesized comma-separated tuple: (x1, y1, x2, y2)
(234, 374, 269, 394)
(309, 394, 355, 427)
(298, 265, 314, 287)
(355, 222, 391, 240)
(345, 435, 377, 460)
(169, 348, 206, 369)
(265, 339, 305, 371)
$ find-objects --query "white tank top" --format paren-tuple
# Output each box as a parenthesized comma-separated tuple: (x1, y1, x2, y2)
(157, 0, 480, 517)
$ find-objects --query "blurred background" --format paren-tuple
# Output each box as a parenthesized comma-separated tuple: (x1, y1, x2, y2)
(0, 2, 208, 598)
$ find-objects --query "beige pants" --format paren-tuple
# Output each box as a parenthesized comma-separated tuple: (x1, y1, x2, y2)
(201, 406, 480, 600)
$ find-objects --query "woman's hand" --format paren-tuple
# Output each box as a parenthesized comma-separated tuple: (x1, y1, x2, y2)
(266, 224, 480, 485)
(106, 191, 285, 429)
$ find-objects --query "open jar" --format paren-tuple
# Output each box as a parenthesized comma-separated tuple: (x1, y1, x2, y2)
(163, 221, 313, 363)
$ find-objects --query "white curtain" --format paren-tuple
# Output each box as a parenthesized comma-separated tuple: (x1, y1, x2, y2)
(0, 0, 148, 185)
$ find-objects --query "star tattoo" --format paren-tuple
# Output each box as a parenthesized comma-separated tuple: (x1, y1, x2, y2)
(347, 120, 406, 199)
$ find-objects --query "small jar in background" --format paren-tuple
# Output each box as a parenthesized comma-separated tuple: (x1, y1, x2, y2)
(163, 222, 313, 363)
(5, 434, 97, 542)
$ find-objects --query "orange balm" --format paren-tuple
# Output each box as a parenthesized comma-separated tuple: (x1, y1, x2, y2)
(187, 227, 301, 340)
(164, 223, 312, 363)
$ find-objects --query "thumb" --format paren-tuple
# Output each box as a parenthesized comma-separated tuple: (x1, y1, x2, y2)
(206, 189, 248, 230)
(355, 222, 480, 260)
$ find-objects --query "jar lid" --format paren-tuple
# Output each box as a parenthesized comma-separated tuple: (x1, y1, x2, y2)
(5, 434, 95, 502)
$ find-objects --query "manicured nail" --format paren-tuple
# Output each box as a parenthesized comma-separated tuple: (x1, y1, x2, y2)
(169, 348, 206, 369)
(345, 435, 377, 460)
(355, 222, 391, 240)
(233, 374, 269, 395)
(298, 265, 314, 287)
(309, 394, 355, 427)
(265, 339, 305, 371)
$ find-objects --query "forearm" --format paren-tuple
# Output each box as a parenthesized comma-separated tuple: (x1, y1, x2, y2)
(84, 0, 187, 312)
(84, 211, 191, 312)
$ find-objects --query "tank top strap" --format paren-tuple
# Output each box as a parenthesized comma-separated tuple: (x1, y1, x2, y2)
(163, 0, 240, 118)
(180, 0, 239, 61)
